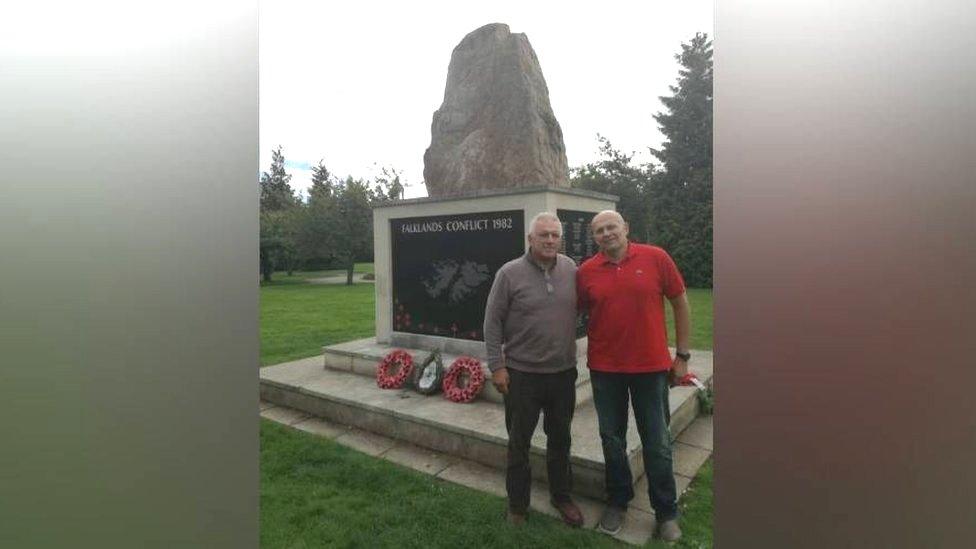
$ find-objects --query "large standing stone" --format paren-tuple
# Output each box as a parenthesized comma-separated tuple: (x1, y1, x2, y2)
(423, 23, 570, 197)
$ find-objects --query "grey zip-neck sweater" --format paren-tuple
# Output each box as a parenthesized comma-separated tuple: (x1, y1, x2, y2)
(483, 252, 578, 373)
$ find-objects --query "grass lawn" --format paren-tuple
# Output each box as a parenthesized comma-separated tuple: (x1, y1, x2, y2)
(260, 266, 375, 366)
(260, 268, 714, 547)
(261, 419, 713, 548)
(667, 288, 713, 351)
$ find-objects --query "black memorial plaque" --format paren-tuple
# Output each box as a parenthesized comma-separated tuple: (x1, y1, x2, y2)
(557, 209, 599, 337)
(391, 210, 524, 341)
(557, 209, 598, 266)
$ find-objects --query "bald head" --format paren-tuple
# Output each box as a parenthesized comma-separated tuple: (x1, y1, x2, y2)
(590, 209, 629, 259)
(591, 210, 624, 227)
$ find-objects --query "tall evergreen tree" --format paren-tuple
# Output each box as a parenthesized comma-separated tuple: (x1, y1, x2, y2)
(648, 33, 713, 287)
(295, 160, 338, 270)
(308, 159, 334, 206)
(260, 145, 297, 212)
(651, 33, 713, 180)
(259, 146, 299, 281)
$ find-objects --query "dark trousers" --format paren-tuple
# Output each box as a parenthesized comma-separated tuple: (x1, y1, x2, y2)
(590, 369, 678, 521)
(504, 367, 577, 514)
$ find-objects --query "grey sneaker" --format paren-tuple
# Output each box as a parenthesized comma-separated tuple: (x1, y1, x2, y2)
(598, 505, 625, 535)
(657, 518, 682, 542)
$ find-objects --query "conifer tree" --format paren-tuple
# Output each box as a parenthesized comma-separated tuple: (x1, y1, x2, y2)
(648, 33, 713, 287)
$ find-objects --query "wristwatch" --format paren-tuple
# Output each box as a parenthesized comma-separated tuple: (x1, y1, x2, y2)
(675, 350, 691, 362)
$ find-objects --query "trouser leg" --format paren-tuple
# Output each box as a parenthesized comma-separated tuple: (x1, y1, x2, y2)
(630, 371, 678, 521)
(504, 368, 542, 514)
(590, 370, 635, 508)
(542, 368, 577, 502)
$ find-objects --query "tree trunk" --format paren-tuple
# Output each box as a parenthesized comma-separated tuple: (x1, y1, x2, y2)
(346, 262, 354, 285)
(260, 252, 274, 283)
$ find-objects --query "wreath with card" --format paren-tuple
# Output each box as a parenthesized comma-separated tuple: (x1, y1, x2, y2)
(412, 350, 445, 395)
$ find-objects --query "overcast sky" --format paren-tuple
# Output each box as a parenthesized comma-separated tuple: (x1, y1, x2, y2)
(260, 1, 712, 199)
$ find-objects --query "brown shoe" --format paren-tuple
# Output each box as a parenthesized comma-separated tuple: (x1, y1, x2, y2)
(506, 510, 526, 526)
(550, 498, 584, 527)
(657, 518, 682, 542)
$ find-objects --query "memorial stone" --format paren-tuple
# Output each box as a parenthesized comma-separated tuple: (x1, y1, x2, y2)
(423, 23, 570, 196)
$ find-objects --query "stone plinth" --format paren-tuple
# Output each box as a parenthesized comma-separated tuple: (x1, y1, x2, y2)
(260, 350, 714, 500)
(372, 186, 617, 355)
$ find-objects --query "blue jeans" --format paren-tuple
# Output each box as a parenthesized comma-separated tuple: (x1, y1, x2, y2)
(590, 369, 678, 521)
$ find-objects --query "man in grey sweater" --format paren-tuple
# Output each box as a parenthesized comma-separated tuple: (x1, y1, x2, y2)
(483, 211, 584, 527)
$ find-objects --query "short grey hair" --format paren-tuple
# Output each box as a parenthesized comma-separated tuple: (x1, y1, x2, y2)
(528, 211, 562, 235)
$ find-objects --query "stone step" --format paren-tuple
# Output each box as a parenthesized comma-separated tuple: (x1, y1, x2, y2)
(260, 349, 713, 500)
(322, 337, 593, 405)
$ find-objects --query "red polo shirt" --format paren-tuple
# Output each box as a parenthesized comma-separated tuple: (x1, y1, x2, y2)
(577, 243, 686, 373)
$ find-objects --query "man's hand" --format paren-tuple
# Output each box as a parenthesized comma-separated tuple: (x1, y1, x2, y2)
(669, 355, 689, 386)
(491, 367, 510, 395)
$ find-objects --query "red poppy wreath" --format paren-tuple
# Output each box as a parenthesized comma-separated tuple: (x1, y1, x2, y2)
(376, 349, 414, 389)
(442, 356, 485, 403)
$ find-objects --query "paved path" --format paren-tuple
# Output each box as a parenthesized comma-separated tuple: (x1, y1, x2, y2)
(306, 273, 374, 284)
(260, 400, 712, 546)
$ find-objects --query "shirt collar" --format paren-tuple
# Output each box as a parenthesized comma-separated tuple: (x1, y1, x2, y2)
(524, 251, 557, 272)
(598, 243, 635, 266)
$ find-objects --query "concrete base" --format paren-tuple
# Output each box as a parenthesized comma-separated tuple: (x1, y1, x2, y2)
(260, 349, 713, 500)
(322, 336, 591, 405)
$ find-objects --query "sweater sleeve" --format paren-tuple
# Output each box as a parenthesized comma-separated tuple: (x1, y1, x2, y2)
(482, 268, 510, 372)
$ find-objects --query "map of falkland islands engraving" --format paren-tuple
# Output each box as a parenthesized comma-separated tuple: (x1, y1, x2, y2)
(422, 259, 490, 305)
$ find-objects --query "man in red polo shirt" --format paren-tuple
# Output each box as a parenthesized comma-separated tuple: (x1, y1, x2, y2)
(577, 210, 691, 542)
